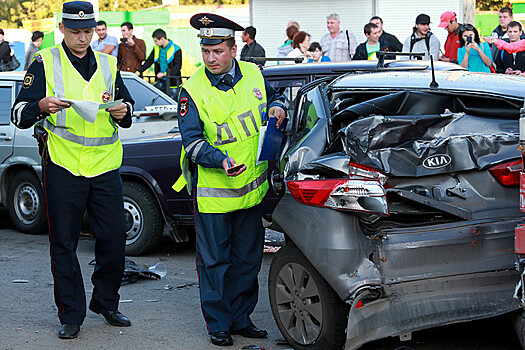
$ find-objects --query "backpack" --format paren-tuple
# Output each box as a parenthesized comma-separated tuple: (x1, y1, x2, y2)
(409, 32, 432, 56)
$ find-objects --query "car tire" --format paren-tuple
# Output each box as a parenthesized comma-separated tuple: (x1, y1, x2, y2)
(123, 181, 163, 256)
(268, 243, 349, 350)
(8, 170, 47, 234)
(512, 308, 525, 349)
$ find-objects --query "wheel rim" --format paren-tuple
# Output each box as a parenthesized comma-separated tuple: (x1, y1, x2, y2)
(14, 182, 40, 225)
(275, 262, 323, 345)
(123, 196, 143, 245)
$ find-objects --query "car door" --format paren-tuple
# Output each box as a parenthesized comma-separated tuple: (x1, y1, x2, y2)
(0, 79, 15, 164)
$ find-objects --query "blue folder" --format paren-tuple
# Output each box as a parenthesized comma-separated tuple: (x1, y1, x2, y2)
(258, 117, 288, 161)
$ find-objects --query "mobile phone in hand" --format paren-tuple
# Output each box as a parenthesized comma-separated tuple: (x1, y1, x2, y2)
(466, 36, 472, 44)
(120, 38, 127, 43)
(227, 163, 245, 175)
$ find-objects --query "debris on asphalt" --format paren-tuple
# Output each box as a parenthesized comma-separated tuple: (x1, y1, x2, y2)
(121, 258, 165, 284)
(148, 262, 167, 278)
(263, 245, 280, 253)
(176, 282, 198, 289)
(119, 299, 132, 303)
(146, 299, 159, 302)
(164, 284, 173, 290)
(274, 338, 289, 345)
(241, 346, 265, 350)
(11, 279, 29, 283)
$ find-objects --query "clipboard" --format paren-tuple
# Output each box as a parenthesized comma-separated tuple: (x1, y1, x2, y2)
(257, 117, 288, 163)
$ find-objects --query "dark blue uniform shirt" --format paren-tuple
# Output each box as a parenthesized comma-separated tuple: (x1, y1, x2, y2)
(12, 42, 134, 129)
(178, 59, 286, 174)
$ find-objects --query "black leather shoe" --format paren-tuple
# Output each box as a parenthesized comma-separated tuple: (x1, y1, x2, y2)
(89, 304, 131, 327)
(232, 325, 268, 338)
(58, 323, 80, 339)
(210, 331, 233, 346)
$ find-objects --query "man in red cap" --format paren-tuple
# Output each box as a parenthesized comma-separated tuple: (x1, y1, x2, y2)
(438, 11, 461, 64)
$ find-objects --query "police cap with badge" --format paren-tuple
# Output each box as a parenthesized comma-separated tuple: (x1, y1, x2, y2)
(190, 13, 244, 45)
(61, 1, 97, 29)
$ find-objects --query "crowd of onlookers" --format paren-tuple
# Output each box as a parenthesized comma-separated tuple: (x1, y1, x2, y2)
(1, 6, 525, 83)
(239, 7, 525, 77)
(0, 20, 183, 97)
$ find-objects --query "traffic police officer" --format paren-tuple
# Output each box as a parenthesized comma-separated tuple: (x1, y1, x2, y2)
(11, 1, 134, 339)
(173, 13, 286, 346)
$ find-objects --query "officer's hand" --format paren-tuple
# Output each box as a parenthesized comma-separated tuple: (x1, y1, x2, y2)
(222, 157, 246, 177)
(107, 103, 128, 120)
(38, 97, 70, 114)
(157, 72, 166, 79)
(269, 106, 286, 129)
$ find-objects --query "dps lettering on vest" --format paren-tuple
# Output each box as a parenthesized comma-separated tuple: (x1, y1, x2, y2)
(176, 61, 268, 214)
(39, 44, 122, 178)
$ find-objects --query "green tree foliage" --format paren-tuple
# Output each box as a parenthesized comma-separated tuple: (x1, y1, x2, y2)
(99, 0, 162, 11)
(476, 1, 511, 11)
(179, 0, 246, 3)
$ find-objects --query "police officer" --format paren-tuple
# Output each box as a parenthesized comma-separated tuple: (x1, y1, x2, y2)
(173, 13, 286, 346)
(11, 1, 133, 339)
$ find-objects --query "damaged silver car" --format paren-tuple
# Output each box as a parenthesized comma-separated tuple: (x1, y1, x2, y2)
(268, 70, 525, 349)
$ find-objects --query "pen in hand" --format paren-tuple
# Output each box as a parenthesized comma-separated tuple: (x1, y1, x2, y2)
(225, 150, 233, 178)
(52, 89, 63, 113)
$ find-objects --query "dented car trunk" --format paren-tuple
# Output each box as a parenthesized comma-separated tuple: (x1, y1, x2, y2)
(269, 71, 525, 350)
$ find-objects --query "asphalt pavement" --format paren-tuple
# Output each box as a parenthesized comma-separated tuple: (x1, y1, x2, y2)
(0, 211, 522, 350)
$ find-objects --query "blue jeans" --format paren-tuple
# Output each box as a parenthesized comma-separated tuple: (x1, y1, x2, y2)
(154, 79, 179, 99)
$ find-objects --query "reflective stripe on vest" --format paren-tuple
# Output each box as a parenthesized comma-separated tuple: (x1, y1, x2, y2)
(41, 119, 119, 146)
(198, 171, 267, 198)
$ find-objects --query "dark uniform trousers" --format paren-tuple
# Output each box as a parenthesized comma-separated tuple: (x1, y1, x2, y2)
(43, 160, 126, 325)
(194, 191, 266, 333)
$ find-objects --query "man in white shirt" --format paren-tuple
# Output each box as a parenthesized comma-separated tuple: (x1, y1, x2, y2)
(402, 14, 440, 60)
(319, 13, 357, 61)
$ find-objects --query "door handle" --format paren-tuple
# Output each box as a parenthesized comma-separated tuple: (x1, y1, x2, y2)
(0, 133, 12, 141)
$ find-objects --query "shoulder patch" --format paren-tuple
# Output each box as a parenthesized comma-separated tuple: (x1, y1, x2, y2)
(179, 97, 189, 117)
(34, 54, 42, 63)
(22, 73, 35, 89)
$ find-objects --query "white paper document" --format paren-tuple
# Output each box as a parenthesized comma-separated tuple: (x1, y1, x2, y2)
(60, 99, 123, 124)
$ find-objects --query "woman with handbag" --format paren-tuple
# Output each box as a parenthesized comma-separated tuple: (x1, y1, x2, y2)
(0, 29, 20, 71)
(0, 29, 11, 63)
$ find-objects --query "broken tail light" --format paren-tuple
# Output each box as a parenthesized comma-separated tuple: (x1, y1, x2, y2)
(348, 162, 388, 185)
(287, 178, 389, 214)
(489, 159, 522, 187)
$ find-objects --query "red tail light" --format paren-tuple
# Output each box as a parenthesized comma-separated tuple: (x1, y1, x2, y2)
(286, 178, 389, 214)
(489, 159, 522, 187)
(287, 179, 346, 207)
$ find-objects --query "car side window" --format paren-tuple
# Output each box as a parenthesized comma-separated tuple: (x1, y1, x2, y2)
(0, 86, 12, 125)
(268, 77, 307, 118)
(123, 77, 172, 111)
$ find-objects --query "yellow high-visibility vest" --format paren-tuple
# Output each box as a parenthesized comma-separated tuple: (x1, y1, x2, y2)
(174, 61, 268, 213)
(39, 44, 122, 177)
